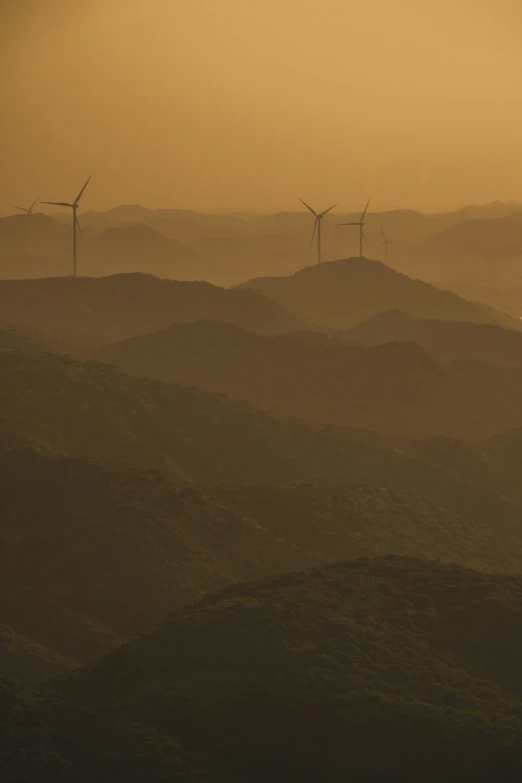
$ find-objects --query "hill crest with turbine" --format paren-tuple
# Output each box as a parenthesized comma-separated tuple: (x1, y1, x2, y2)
(239, 256, 522, 331)
(4, 198, 522, 309)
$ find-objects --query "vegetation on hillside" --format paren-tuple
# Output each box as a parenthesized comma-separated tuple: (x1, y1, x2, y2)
(1, 348, 520, 525)
(0, 272, 303, 341)
(100, 318, 522, 439)
(5, 557, 522, 781)
(5, 450, 522, 676)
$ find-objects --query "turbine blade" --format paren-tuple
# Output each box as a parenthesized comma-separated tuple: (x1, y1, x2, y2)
(376, 241, 385, 253)
(28, 197, 39, 213)
(299, 198, 317, 217)
(380, 221, 385, 241)
(74, 175, 92, 205)
(311, 216, 318, 246)
(387, 241, 397, 246)
(318, 203, 337, 217)
(41, 201, 73, 207)
(363, 231, 369, 248)
(13, 206, 29, 213)
(337, 222, 359, 226)
(76, 214, 84, 240)
(360, 197, 371, 222)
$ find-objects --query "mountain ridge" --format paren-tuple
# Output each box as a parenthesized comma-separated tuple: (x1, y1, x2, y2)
(239, 256, 521, 331)
(347, 309, 522, 365)
(99, 318, 522, 440)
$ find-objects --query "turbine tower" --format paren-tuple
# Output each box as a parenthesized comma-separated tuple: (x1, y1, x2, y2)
(376, 222, 396, 264)
(299, 198, 336, 264)
(42, 176, 91, 277)
(338, 198, 371, 258)
(13, 197, 39, 254)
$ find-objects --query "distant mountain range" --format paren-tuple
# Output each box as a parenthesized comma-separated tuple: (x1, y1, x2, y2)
(389, 214, 522, 309)
(2, 202, 522, 293)
(417, 214, 522, 259)
(347, 310, 522, 365)
(239, 257, 521, 331)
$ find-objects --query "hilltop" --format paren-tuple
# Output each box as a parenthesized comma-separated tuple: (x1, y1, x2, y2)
(100, 319, 522, 439)
(239, 256, 520, 331)
(4, 450, 521, 676)
(7, 558, 518, 782)
(347, 310, 522, 365)
(0, 272, 303, 341)
(87, 558, 522, 780)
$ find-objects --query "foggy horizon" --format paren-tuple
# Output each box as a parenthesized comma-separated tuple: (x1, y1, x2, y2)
(6, 197, 522, 220)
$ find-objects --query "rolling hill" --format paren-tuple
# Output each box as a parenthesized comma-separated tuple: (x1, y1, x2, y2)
(7, 557, 519, 782)
(347, 309, 522, 365)
(3, 449, 522, 676)
(0, 272, 303, 342)
(90, 557, 522, 780)
(99, 319, 522, 439)
(0, 344, 521, 526)
(239, 256, 521, 331)
(0, 450, 314, 666)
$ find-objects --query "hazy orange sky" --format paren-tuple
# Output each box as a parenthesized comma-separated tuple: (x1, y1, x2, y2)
(1, 0, 521, 215)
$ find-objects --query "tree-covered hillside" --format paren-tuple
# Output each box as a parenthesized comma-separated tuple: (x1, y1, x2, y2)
(100, 318, 522, 439)
(4, 451, 522, 675)
(1, 348, 520, 524)
(5, 558, 522, 781)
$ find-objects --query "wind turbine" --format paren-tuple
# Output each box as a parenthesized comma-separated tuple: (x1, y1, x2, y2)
(12, 196, 39, 254)
(338, 198, 371, 258)
(42, 176, 91, 277)
(299, 198, 337, 264)
(376, 222, 396, 264)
